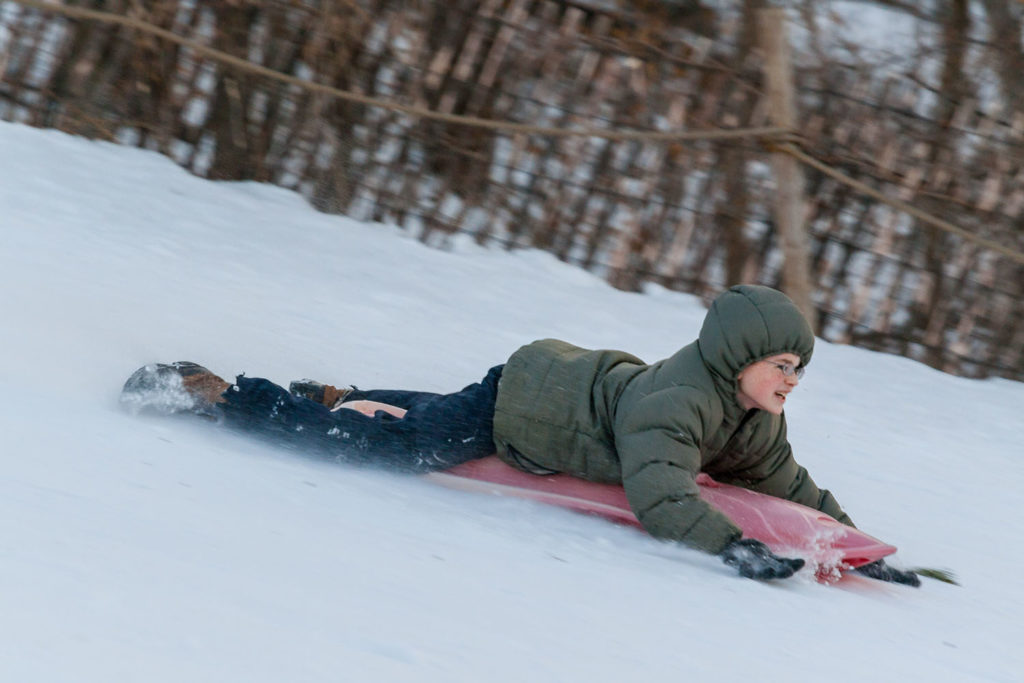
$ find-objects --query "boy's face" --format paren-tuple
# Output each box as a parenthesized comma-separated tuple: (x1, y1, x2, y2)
(735, 352, 803, 414)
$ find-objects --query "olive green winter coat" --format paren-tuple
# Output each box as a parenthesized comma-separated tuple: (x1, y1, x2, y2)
(491, 285, 851, 555)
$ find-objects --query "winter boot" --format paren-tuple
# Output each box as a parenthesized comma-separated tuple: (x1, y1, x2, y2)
(120, 361, 231, 418)
(288, 379, 352, 409)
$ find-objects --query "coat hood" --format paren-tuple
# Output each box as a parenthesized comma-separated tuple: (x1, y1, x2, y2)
(697, 285, 814, 383)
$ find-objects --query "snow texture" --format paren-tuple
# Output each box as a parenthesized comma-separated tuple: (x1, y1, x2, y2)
(0, 120, 1022, 681)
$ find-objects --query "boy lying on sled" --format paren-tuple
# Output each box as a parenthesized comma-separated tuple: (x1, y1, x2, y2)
(122, 285, 918, 585)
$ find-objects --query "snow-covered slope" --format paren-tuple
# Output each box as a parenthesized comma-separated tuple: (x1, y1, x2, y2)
(1, 121, 1021, 681)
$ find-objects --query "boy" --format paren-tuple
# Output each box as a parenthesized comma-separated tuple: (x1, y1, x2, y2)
(122, 285, 918, 585)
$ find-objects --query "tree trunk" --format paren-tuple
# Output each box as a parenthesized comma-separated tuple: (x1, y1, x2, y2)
(759, 8, 816, 329)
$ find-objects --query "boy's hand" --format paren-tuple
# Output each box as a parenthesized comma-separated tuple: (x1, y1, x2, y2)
(854, 559, 921, 587)
(720, 538, 804, 580)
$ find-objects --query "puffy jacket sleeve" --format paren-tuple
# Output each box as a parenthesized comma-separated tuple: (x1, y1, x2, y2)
(614, 386, 743, 554)
(721, 414, 854, 527)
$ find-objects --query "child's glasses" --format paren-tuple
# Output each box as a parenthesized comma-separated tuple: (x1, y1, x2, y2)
(766, 361, 805, 380)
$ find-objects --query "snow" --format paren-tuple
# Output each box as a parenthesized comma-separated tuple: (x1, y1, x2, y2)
(0, 119, 1021, 681)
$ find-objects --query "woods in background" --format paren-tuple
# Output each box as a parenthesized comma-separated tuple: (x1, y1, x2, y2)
(1, 0, 1021, 381)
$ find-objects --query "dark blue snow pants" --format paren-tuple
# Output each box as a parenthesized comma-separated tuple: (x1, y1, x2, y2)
(218, 365, 504, 473)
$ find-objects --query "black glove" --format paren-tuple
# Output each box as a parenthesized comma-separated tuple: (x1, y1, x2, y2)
(720, 538, 805, 580)
(854, 559, 921, 587)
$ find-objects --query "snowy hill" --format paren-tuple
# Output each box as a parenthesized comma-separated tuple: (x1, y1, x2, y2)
(1, 120, 1021, 681)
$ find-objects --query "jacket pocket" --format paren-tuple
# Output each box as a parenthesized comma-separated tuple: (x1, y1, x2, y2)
(505, 445, 560, 475)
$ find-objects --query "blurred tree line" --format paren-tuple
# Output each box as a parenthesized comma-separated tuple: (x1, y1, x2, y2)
(0, 0, 1021, 379)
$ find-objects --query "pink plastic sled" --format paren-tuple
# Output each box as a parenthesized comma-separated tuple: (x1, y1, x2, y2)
(429, 456, 896, 581)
